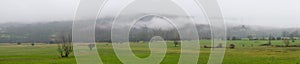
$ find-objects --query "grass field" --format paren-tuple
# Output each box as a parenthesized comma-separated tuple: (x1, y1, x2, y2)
(1, 40, 300, 64)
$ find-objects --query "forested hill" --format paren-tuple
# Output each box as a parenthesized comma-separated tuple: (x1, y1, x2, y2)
(0, 22, 72, 43)
(0, 21, 299, 43)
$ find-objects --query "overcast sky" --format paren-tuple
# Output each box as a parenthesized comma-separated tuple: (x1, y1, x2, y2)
(0, 0, 300, 28)
(0, 0, 79, 23)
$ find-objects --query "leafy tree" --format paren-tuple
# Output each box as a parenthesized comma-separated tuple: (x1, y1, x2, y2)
(232, 36, 237, 40)
(17, 42, 21, 45)
(173, 32, 180, 47)
(247, 35, 253, 40)
(31, 43, 35, 46)
(88, 44, 95, 50)
(173, 41, 180, 47)
(282, 31, 289, 37)
(276, 37, 282, 40)
(290, 34, 295, 42)
(290, 30, 298, 42)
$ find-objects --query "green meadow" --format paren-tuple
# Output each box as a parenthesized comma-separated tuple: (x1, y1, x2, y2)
(1, 40, 300, 64)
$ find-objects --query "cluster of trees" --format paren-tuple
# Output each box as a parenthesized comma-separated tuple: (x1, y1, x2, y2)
(230, 36, 284, 40)
(228, 30, 299, 41)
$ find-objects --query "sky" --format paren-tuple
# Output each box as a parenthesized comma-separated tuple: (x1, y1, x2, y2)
(0, 0, 79, 23)
(0, 0, 300, 28)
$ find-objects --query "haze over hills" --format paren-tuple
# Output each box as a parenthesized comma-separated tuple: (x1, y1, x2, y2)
(0, 19, 299, 43)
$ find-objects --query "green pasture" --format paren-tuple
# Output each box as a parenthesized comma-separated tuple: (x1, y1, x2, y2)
(1, 40, 300, 64)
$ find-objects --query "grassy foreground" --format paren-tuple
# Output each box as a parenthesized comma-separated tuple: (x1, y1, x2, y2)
(1, 40, 300, 64)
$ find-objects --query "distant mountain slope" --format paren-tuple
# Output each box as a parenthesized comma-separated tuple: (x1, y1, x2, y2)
(0, 21, 299, 43)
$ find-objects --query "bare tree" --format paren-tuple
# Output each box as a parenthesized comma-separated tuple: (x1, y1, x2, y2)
(57, 32, 72, 58)
(268, 34, 272, 45)
(261, 34, 272, 46)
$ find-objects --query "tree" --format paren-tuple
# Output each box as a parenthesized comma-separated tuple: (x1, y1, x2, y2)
(173, 32, 180, 47)
(173, 41, 179, 47)
(282, 31, 289, 37)
(268, 34, 272, 45)
(293, 30, 299, 36)
(290, 30, 298, 42)
(247, 35, 253, 40)
(17, 42, 21, 45)
(229, 44, 235, 49)
(227, 36, 231, 40)
(276, 37, 282, 40)
(290, 34, 295, 42)
(88, 43, 95, 50)
(216, 43, 223, 48)
(31, 43, 35, 46)
(271, 37, 276, 40)
(57, 32, 72, 58)
(232, 36, 237, 40)
(283, 38, 290, 47)
(138, 25, 150, 42)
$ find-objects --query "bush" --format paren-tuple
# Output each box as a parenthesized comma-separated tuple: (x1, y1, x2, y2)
(229, 44, 235, 49)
